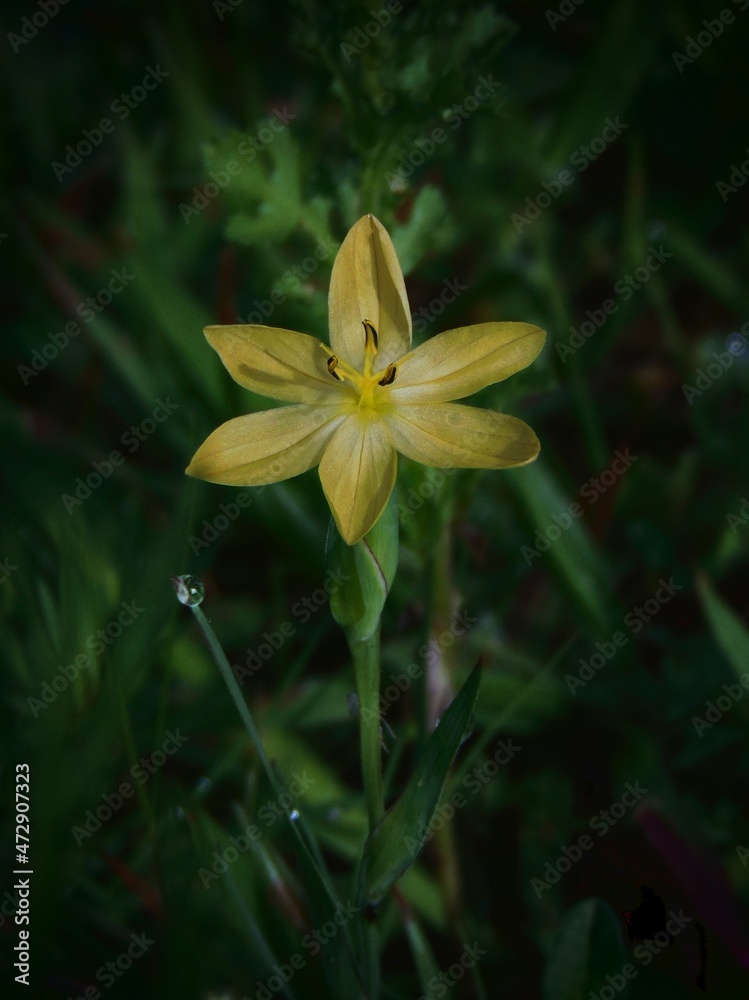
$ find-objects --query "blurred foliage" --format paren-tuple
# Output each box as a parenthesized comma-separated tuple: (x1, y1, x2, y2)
(2, 0, 749, 997)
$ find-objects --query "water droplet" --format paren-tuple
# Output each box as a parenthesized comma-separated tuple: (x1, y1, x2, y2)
(196, 776, 211, 793)
(172, 575, 205, 607)
(289, 809, 300, 821)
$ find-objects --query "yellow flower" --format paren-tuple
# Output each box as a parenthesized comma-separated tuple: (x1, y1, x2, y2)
(186, 215, 545, 544)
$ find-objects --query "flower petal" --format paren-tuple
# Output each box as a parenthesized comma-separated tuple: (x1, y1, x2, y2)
(385, 402, 540, 468)
(204, 325, 353, 405)
(318, 415, 397, 545)
(186, 405, 344, 486)
(389, 322, 546, 403)
(328, 215, 412, 371)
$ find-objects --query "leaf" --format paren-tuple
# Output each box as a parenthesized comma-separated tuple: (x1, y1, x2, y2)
(507, 461, 612, 629)
(391, 186, 448, 275)
(698, 575, 749, 683)
(543, 898, 628, 1000)
(359, 663, 481, 906)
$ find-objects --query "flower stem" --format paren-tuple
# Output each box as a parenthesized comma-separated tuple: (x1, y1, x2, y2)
(350, 630, 385, 832)
(190, 604, 288, 804)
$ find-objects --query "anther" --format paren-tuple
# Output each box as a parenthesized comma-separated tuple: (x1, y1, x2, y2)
(362, 320, 379, 353)
(378, 364, 397, 386)
(327, 355, 343, 381)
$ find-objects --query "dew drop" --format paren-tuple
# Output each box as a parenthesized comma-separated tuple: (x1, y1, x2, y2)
(172, 575, 205, 607)
(289, 809, 300, 821)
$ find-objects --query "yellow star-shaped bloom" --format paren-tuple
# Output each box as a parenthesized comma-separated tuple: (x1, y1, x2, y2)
(186, 215, 545, 544)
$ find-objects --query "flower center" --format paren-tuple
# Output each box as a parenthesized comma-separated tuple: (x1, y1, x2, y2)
(322, 320, 397, 410)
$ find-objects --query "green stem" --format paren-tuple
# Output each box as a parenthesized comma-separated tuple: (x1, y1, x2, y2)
(351, 630, 384, 832)
(186, 596, 365, 998)
(191, 604, 286, 805)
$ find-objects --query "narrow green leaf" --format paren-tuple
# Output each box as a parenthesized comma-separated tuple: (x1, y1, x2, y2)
(508, 461, 612, 629)
(543, 898, 628, 1000)
(698, 575, 749, 683)
(401, 906, 442, 997)
(359, 663, 481, 906)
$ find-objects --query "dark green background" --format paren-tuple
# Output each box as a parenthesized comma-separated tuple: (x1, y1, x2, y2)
(2, 0, 749, 997)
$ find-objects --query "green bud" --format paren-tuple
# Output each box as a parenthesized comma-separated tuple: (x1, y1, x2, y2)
(326, 490, 399, 643)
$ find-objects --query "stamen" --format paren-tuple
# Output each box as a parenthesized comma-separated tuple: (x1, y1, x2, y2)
(318, 341, 363, 386)
(378, 364, 397, 387)
(362, 320, 378, 353)
(327, 355, 343, 381)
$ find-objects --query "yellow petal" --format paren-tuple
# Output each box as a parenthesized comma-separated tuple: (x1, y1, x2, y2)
(328, 215, 412, 372)
(318, 414, 397, 545)
(186, 405, 344, 486)
(204, 325, 353, 405)
(389, 322, 546, 403)
(385, 402, 540, 468)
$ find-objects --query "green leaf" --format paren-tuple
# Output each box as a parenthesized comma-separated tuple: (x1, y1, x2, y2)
(391, 186, 448, 275)
(507, 461, 612, 629)
(359, 663, 481, 906)
(543, 898, 628, 1000)
(698, 575, 749, 683)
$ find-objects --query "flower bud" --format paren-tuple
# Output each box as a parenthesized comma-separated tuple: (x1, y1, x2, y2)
(326, 491, 399, 642)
